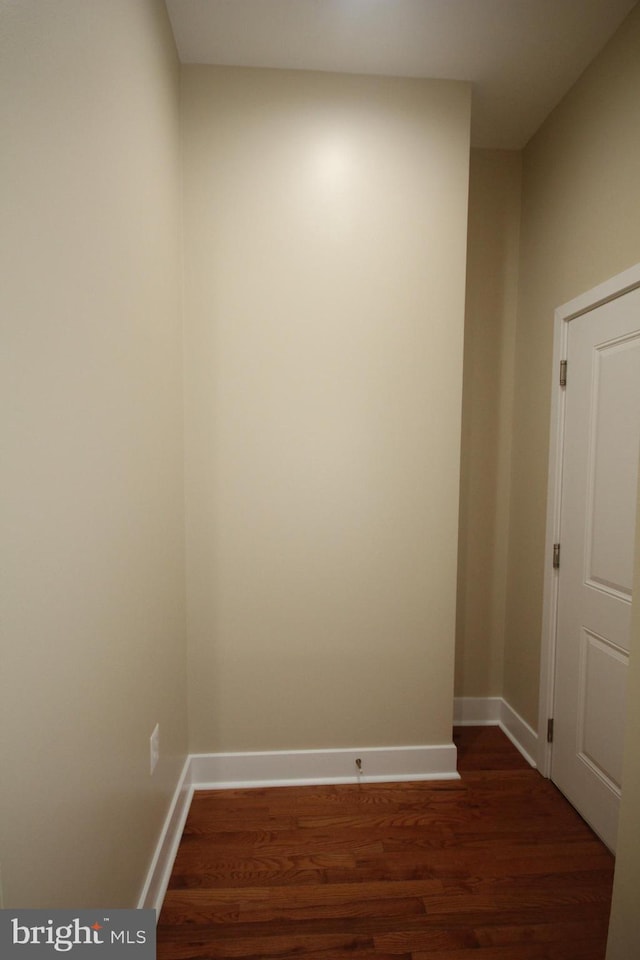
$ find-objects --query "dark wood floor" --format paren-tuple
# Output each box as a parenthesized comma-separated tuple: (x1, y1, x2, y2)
(157, 726, 614, 959)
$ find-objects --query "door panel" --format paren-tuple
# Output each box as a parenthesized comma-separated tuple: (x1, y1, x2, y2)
(587, 337, 639, 597)
(552, 286, 640, 852)
(577, 628, 627, 793)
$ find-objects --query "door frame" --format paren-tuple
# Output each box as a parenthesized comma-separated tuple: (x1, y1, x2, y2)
(538, 262, 640, 777)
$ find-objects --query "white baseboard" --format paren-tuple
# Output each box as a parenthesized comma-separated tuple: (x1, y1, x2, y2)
(454, 696, 538, 768)
(499, 699, 538, 768)
(137, 757, 193, 917)
(190, 742, 460, 790)
(453, 696, 503, 725)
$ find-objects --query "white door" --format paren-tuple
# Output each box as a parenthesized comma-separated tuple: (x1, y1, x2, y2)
(552, 285, 640, 852)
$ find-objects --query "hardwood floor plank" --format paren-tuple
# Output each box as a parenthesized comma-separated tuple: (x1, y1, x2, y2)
(169, 852, 357, 889)
(157, 935, 410, 960)
(156, 931, 380, 959)
(473, 916, 611, 947)
(172, 835, 387, 864)
(412, 945, 606, 960)
(162, 879, 442, 926)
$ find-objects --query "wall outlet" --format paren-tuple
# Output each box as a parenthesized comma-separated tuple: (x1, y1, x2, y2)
(150, 723, 160, 776)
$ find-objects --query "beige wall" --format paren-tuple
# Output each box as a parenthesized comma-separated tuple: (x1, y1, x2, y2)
(0, 0, 187, 907)
(455, 149, 521, 698)
(503, 2, 640, 726)
(182, 66, 471, 752)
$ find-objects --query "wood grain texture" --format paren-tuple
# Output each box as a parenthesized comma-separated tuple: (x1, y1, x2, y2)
(157, 727, 614, 959)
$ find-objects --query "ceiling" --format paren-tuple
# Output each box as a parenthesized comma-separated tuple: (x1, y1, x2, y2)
(165, 0, 636, 148)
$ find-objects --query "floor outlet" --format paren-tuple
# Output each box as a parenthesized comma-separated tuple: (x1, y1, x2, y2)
(150, 723, 160, 776)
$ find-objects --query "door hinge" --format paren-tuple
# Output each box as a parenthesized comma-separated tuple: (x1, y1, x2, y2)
(553, 543, 560, 569)
(547, 718, 554, 743)
(560, 359, 568, 387)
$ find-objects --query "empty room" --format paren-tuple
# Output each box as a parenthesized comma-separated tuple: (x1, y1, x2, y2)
(2, 2, 640, 958)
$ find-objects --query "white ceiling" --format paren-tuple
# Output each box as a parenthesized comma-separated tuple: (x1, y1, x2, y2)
(165, 0, 636, 148)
